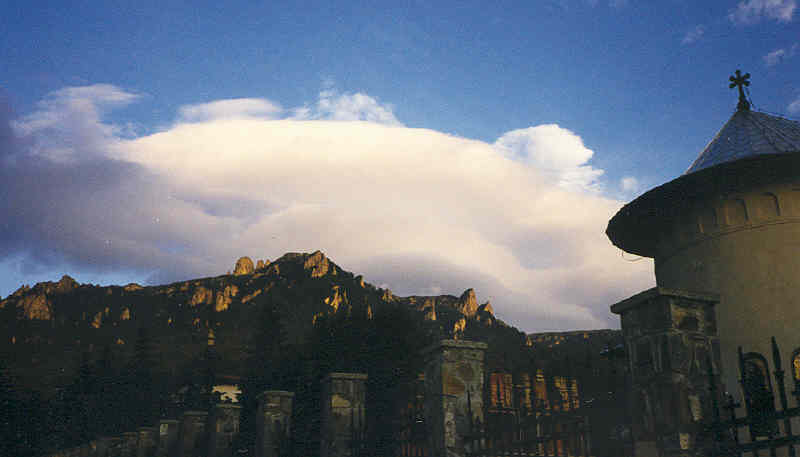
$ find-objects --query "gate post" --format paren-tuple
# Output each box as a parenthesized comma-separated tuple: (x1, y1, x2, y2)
(179, 411, 208, 457)
(208, 403, 242, 457)
(423, 339, 488, 457)
(136, 426, 158, 457)
(320, 373, 368, 457)
(611, 287, 721, 457)
(256, 390, 294, 457)
(156, 419, 179, 457)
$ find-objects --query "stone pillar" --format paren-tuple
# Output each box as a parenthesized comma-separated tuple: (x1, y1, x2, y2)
(207, 403, 242, 457)
(122, 432, 140, 457)
(137, 426, 158, 457)
(423, 340, 488, 457)
(179, 411, 208, 457)
(611, 287, 721, 457)
(256, 391, 294, 457)
(320, 373, 368, 457)
(156, 419, 180, 457)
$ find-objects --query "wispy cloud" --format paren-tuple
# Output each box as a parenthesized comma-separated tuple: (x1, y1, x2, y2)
(763, 43, 799, 66)
(729, 0, 796, 25)
(788, 96, 800, 113)
(178, 98, 283, 122)
(0, 84, 653, 331)
(681, 25, 705, 45)
(620, 176, 639, 193)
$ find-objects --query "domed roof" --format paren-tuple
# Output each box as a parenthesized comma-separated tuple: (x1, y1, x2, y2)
(685, 109, 800, 174)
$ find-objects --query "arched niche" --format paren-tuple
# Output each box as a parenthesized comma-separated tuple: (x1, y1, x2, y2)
(791, 348, 800, 384)
(751, 192, 780, 220)
(741, 351, 778, 437)
(698, 204, 718, 234)
(742, 352, 772, 394)
(724, 198, 748, 226)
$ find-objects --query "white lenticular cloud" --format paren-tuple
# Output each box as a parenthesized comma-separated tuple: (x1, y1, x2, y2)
(178, 98, 283, 122)
(0, 84, 653, 332)
(729, 0, 796, 24)
(494, 125, 604, 192)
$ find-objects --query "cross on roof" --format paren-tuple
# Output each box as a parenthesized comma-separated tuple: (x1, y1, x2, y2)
(729, 69, 751, 111)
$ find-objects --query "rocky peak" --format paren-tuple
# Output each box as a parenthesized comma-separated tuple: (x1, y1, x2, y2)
(302, 250, 329, 278)
(272, 250, 331, 278)
(55, 275, 78, 294)
(233, 257, 255, 275)
(456, 288, 479, 317)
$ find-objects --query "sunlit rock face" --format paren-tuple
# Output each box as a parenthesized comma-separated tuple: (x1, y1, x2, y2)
(233, 256, 255, 275)
(456, 288, 478, 317)
(20, 293, 52, 320)
(302, 250, 329, 278)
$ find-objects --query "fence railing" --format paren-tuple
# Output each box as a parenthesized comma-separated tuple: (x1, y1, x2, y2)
(703, 337, 800, 457)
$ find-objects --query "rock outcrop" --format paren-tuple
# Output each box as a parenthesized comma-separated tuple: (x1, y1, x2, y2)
(476, 301, 495, 326)
(190, 286, 214, 307)
(303, 250, 329, 278)
(19, 294, 51, 320)
(215, 285, 239, 312)
(123, 283, 143, 292)
(234, 257, 255, 275)
(55, 275, 78, 294)
(456, 289, 479, 317)
(417, 298, 437, 321)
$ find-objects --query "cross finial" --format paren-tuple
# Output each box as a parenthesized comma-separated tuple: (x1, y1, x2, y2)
(729, 69, 751, 111)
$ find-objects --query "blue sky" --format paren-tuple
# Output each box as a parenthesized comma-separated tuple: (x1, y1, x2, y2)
(1, 0, 798, 331)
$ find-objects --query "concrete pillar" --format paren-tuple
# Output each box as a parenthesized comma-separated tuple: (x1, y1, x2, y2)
(320, 373, 368, 457)
(256, 390, 295, 457)
(207, 404, 242, 457)
(179, 411, 208, 457)
(423, 339, 487, 457)
(122, 432, 140, 457)
(137, 426, 158, 457)
(611, 287, 721, 457)
(156, 419, 179, 457)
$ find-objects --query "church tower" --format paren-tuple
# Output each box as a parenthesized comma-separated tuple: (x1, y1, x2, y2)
(607, 71, 800, 394)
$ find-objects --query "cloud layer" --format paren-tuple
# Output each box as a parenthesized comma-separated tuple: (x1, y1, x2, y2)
(1, 84, 653, 331)
(729, 0, 796, 24)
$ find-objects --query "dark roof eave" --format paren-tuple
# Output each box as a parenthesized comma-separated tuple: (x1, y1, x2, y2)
(606, 152, 800, 257)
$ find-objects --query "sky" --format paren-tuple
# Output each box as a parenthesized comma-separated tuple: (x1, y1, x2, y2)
(1, 0, 798, 332)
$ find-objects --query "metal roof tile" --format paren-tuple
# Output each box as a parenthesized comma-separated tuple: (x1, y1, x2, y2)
(685, 110, 800, 174)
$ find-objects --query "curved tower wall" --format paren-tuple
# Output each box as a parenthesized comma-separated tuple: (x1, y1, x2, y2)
(653, 180, 800, 393)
